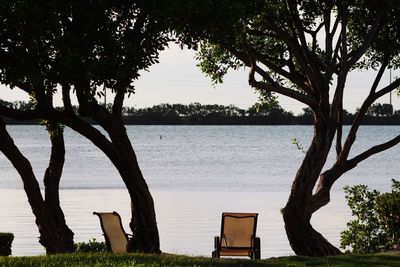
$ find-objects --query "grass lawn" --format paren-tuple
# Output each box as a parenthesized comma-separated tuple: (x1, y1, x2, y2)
(1, 252, 400, 267)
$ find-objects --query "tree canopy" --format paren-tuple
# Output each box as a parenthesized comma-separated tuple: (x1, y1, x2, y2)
(159, 0, 400, 256)
(1, 0, 399, 256)
(0, 0, 169, 98)
(0, 0, 173, 253)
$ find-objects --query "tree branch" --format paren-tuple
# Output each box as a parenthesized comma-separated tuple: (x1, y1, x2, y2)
(328, 35, 342, 76)
(112, 84, 125, 119)
(251, 48, 312, 94)
(324, 7, 333, 68)
(330, 11, 341, 41)
(346, 135, 400, 171)
(310, 131, 399, 213)
(370, 59, 389, 94)
(45, 109, 120, 162)
(335, 107, 343, 157)
(0, 117, 45, 213)
(0, 105, 41, 120)
(62, 83, 74, 114)
(250, 81, 318, 108)
(325, 6, 342, 76)
(226, 43, 314, 97)
(339, 76, 400, 162)
(346, 9, 384, 68)
(74, 83, 118, 130)
(263, 18, 322, 88)
(244, 51, 318, 108)
(285, 0, 322, 81)
(375, 76, 400, 99)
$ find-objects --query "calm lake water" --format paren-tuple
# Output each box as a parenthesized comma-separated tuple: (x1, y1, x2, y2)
(0, 125, 398, 257)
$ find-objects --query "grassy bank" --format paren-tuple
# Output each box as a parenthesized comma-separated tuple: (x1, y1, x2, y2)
(1, 253, 400, 267)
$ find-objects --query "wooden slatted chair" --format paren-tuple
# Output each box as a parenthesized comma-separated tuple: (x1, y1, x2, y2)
(93, 211, 131, 253)
(212, 212, 260, 259)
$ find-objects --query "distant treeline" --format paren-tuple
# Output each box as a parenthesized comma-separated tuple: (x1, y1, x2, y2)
(2, 100, 400, 125)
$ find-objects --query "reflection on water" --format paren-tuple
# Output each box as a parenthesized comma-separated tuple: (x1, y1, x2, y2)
(0, 189, 350, 258)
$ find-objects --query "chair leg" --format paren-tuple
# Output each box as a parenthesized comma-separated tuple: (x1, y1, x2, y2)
(212, 236, 220, 258)
(254, 237, 261, 259)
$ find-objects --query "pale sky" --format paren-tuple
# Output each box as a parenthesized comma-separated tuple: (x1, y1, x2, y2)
(0, 43, 399, 115)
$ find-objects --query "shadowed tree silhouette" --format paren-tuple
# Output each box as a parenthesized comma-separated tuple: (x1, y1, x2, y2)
(0, 0, 172, 253)
(158, 0, 400, 256)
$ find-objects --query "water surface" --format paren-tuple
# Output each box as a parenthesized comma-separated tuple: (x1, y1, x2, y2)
(0, 125, 398, 257)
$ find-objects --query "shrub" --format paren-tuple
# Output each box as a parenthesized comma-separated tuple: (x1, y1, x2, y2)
(74, 238, 107, 253)
(340, 179, 400, 253)
(376, 180, 400, 248)
(0, 232, 14, 256)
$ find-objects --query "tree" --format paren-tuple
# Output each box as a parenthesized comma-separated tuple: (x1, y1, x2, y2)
(340, 179, 400, 253)
(0, 0, 170, 252)
(367, 103, 394, 117)
(247, 96, 295, 124)
(0, 117, 74, 253)
(340, 184, 387, 253)
(164, 0, 400, 256)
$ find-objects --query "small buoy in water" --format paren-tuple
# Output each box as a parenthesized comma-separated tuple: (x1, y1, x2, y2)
(160, 135, 162, 140)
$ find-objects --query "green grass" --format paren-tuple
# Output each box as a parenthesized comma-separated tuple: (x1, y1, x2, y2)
(1, 252, 400, 267)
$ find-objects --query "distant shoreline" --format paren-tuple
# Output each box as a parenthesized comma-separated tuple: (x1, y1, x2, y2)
(3, 118, 400, 126)
(2, 102, 400, 125)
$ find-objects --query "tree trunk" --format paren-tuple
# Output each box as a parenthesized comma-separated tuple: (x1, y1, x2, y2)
(282, 121, 342, 256)
(107, 126, 160, 253)
(0, 118, 73, 253)
(42, 125, 74, 253)
(45, 108, 161, 253)
(129, 187, 160, 253)
(282, 198, 342, 256)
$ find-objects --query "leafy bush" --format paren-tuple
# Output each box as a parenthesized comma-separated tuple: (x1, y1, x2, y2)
(376, 180, 400, 248)
(0, 232, 14, 256)
(340, 179, 400, 253)
(74, 238, 107, 253)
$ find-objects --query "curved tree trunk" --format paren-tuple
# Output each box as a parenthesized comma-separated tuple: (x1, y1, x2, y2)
(45, 107, 161, 253)
(129, 182, 160, 253)
(283, 197, 342, 256)
(42, 124, 74, 253)
(0, 118, 74, 253)
(282, 121, 342, 256)
(106, 124, 160, 253)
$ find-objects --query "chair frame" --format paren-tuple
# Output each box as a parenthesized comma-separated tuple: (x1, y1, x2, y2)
(93, 211, 132, 253)
(212, 212, 261, 259)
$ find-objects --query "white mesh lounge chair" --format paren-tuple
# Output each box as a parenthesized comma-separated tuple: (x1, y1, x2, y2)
(212, 212, 260, 259)
(93, 211, 132, 253)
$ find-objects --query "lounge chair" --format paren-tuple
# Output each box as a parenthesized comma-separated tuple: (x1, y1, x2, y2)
(212, 212, 260, 259)
(93, 211, 132, 253)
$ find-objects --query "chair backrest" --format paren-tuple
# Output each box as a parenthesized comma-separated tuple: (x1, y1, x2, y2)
(220, 212, 258, 249)
(93, 211, 129, 253)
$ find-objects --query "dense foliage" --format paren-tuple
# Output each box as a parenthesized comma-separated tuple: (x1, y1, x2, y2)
(376, 180, 400, 247)
(0, 0, 170, 97)
(2, 100, 400, 125)
(74, 239, 107, 253)
(341, 179, 400, 253)
(0, 232, 14, 256)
